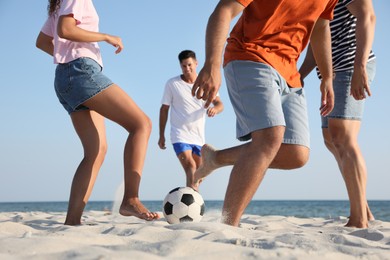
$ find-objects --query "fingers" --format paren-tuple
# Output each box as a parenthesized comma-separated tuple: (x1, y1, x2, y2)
(158, 140, 166, 150)
(207, 108, 217, 117)
(114, 45, 123, 54)
(366, 86, 372, 97)
(114, 40, 123, 54)
(192, 83, 216, 108)
(320, 92, 334, 116)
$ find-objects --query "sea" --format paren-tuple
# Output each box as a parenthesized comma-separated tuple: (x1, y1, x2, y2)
(0, 200, 389, 222)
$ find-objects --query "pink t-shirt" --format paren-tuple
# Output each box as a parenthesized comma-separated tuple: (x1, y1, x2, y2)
(41, 0, 103, 67)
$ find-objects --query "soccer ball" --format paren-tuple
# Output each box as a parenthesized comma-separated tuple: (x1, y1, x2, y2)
(162, 187, 205, 224)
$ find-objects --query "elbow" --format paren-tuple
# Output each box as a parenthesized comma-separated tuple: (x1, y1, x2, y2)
(57, 26, 69, 39)
(35, 35, 46, 51)
(370, 13, 376, 26)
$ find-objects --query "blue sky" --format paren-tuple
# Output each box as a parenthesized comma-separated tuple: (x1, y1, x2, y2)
(0, 0, 389, 202)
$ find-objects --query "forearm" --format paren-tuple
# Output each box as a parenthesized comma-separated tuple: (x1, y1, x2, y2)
(310, 18, 333, 80)
(299, 44, 316, 80)
(36, 32, 54, 56)
(159, 108, 168, 137)
(204, 1, 244, 68)
(353, 5, 376, 69)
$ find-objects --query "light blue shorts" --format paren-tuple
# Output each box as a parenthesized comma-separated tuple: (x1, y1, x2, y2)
(224, 60, 310, 148)
(54, 57, 114, 114)
(321, 59, 376, 128)
(173, 143, 202, 156)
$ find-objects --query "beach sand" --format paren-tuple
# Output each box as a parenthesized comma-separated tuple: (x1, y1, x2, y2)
(0, 210, 389, 259)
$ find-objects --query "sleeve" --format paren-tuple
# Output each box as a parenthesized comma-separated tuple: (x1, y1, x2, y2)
(235, 0, 253, 7)
(59, 0, 85, 24)
(41, 16, 54, 37)
(320, 0, 339, 20)
(161, 81, 173, 106)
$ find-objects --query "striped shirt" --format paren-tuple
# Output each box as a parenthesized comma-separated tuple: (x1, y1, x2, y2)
(317, 0, 375, 77)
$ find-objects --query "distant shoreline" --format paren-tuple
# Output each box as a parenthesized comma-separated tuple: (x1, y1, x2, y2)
(1, 200, 389, 222)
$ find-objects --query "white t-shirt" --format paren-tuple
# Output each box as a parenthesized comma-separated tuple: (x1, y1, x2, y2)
(161, 76, 210, 146)
(41, 0, 103, 67)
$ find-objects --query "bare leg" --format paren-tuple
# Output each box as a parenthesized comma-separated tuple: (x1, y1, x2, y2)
(324, 118, 373, 228)
(176, 150, 199, 187)
(191, 139, 309, 190)
(222, 126, 286, 226)
(84, 84, 159, 221)
(322, 129, 374, 222)
(65, 111, 107, 225)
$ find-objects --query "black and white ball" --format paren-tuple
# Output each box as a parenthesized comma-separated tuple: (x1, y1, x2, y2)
(162, 187, 205, 224)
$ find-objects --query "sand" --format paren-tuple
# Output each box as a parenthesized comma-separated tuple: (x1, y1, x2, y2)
(0, 210, 389, 259)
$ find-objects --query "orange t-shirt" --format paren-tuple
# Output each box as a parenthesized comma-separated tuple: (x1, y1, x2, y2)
(224, 0, 338, 87)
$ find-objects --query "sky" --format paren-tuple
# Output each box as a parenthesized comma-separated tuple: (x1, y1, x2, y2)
(0, 1, 389, 203)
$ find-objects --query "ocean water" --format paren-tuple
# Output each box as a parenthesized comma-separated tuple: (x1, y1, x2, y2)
(0, 200, 389, 222)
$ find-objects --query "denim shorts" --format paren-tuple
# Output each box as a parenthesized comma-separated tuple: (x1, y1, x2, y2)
(321, 59, 376, 128)
(224, 60, 310, 148)
(173, 142, 202, 156)
(54, 57, 113, 114)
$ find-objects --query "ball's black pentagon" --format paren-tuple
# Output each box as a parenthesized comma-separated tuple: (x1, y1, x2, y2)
(181, 193, 195, 206)
(180, 215, 193, 222)
(164, 202, 173, 215)
(168, 187, 181, 194)
(200, 203, 205, 216)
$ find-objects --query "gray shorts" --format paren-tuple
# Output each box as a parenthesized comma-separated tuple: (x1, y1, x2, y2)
(321, 59, 376, 128)
(224, 60, 310, 148)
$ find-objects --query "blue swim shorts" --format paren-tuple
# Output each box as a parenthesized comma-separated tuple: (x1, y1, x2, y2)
(322, 59, 376, 128)
(224, 60, 310, 148)
(173, 143, 202, 156)
(54, 57, 114, 114)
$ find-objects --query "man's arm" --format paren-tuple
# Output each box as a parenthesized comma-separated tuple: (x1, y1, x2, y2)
(158, 105, 170, 150)
(192, 0, 245, 108)
(298, 44, 317, 86)
(207, 96, 224, 117)
(310, 18, 334, 116)
(348, 0, 376, 100)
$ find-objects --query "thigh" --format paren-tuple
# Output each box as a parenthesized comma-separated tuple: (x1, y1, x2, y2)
(70, 110, 107, 154)
(328, 118, 361, 141)
(330, 69, 363, 121)
(176, 149, 196, 168)
(82, 84, 150, 132)
(224, 61, 285, 141)
(281, 87, 310, 148)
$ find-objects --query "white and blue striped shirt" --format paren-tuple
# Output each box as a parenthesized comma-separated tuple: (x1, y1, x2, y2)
(317, 0, 375, 77)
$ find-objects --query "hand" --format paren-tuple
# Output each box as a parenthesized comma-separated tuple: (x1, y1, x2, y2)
(191, 65, 221, 108)
(207, 107, 217, 117)
(158, 137, 166, 150)
(105, 34, 123, 54)
(350, 67, 371, 100)
(319, 77, 334, 116)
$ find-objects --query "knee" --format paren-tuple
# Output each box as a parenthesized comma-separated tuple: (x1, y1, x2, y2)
(287, 146, 309, 169)
(139, 115, 152, 136)
(292, 147, 309, 168)
(84, 141, 107, 164)
(130, 115, 152, 137)
(323, 135, 334, 151)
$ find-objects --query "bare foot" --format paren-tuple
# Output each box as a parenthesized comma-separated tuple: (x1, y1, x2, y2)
(191, 144, 220, 190)
(345, 218, 368, 228)
(119, 198, 160, 221)
(367, 207, 375, 221)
